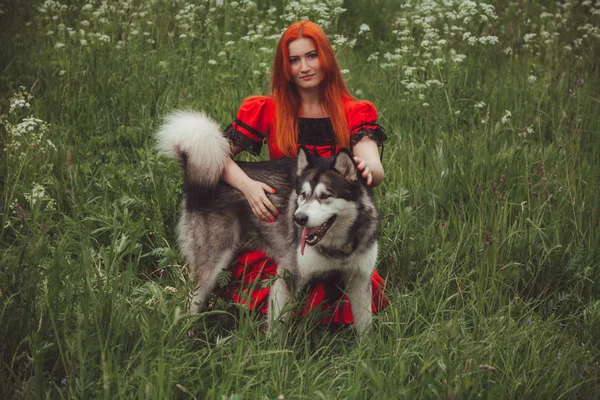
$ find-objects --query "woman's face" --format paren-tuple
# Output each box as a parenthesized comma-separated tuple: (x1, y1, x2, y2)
(288, 37, 324, 92)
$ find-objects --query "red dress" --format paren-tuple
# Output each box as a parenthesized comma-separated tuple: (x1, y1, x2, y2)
(222, 96, 388, 325)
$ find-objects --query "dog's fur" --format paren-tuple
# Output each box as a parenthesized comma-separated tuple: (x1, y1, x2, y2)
(156, 111, 380, 333)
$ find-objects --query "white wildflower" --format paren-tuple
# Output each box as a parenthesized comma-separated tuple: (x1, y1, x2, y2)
(479, 36, 499, 45)
(453, 54, 466, 63)
(504, 47, 512, 55)
(81, 20, 90, 27)
(46, 139, 57, 151)
(9, 91, 32, 113)
(404, 66, 416, 76)
(225, 41, 235, 47)
(25, 183, 46, 207)
(474, 101, 486, 109)
(527, 75, 537, 83)
(422, 103, 430, 108)
(501, 110, 512, 124)
(208, 59, 217, 65)
(332, 35, 348, 47)
(54, 42, 65, 49)
(340, 69, 350, 74)
(366, 52, 379, 62)
(425, 79, 443, 87)
(358, 23, 370, 36)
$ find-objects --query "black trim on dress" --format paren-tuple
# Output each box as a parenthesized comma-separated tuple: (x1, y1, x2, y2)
(223, 124, 263, 155)
(350, 124, 387, 160)
(234, 118, 264, 141)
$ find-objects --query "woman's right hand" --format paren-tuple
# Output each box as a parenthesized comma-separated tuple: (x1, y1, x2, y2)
(239, 179, 279, 222)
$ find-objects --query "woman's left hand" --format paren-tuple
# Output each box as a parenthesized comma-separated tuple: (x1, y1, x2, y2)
(352, 136, 384, 187)
(353, 156, 373, 186)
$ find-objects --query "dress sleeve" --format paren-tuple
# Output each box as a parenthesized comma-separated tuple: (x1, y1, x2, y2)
(223, 96, 273, 155)
(348, 100, 387, 148)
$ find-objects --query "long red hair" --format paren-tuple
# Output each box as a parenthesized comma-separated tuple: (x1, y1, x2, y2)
(270, 20, 354, 157)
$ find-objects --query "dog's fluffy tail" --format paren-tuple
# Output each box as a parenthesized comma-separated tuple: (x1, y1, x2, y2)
(156, 110, 230, 187)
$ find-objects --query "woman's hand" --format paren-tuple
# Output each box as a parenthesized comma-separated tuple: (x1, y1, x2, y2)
(352, 137, 384, 187)
(353, 156, 373, 186)
(239, 179, 279, 222)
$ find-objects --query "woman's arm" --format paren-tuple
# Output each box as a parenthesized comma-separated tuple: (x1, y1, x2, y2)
(352, 137, 385, 187)
(222, 145, 279, 221)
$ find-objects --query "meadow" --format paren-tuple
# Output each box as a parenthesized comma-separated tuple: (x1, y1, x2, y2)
(1, 0, 599, 398)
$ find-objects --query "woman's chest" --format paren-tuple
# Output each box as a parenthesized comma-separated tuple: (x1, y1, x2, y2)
(266, 118, 338, 159)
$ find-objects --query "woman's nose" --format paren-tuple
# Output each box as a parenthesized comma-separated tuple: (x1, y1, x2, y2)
(300, 58, 309, 71)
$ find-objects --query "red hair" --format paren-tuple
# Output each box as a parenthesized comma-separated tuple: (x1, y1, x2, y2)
(271, 20, 354, 157)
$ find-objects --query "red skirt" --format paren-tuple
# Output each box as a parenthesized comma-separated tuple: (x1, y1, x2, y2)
(221, 250, 387, 325)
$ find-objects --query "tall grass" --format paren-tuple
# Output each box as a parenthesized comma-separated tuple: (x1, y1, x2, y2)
(1, 0, 599, 398)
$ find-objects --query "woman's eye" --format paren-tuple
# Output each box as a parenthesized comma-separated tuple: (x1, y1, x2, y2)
(290, 58, 298, 64)
(308, 53, 317, 59)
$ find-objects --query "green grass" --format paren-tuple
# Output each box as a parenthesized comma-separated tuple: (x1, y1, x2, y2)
(1, 0, 599, 398)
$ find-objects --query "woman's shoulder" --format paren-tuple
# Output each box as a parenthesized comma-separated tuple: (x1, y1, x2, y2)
(342, 97, 379, 129)
(238, 95, 275, 114)
(343, 96, 378, 115)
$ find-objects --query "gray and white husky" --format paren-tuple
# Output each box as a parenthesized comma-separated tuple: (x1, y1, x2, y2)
(156, 111, 380, 333)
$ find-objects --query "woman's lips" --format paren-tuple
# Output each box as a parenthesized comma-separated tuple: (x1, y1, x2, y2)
(300, 74, 314, 80)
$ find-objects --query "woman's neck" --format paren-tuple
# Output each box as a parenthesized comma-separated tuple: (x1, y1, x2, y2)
(298, 87, 328, 118)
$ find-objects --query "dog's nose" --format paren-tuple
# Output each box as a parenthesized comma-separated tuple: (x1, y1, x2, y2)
(294, 213, 308, 226)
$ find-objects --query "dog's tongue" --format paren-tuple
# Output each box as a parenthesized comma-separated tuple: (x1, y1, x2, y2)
(300, 226, 320, 255)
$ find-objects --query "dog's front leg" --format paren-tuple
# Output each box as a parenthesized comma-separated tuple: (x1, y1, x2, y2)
(267, 272, 291, 334)
(346, 271, 373, 335)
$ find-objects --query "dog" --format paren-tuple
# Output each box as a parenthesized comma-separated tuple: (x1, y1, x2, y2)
(156, 111, 380, 333)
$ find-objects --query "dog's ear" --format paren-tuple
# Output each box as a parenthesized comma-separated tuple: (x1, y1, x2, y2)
(296, 146, 312, 176)
(332, 149, 358, 182)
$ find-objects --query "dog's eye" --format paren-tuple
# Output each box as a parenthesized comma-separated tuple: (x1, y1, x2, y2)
(299, 191, 306, 199)
(320, 193, 331, 200)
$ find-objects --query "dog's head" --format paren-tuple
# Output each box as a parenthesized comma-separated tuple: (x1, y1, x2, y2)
(294, 147, 366, 255)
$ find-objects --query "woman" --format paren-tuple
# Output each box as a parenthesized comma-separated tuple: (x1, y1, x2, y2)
(221, 20, 387, 325)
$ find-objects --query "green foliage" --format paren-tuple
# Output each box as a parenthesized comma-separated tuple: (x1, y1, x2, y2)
(1, 0, 599, 398)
